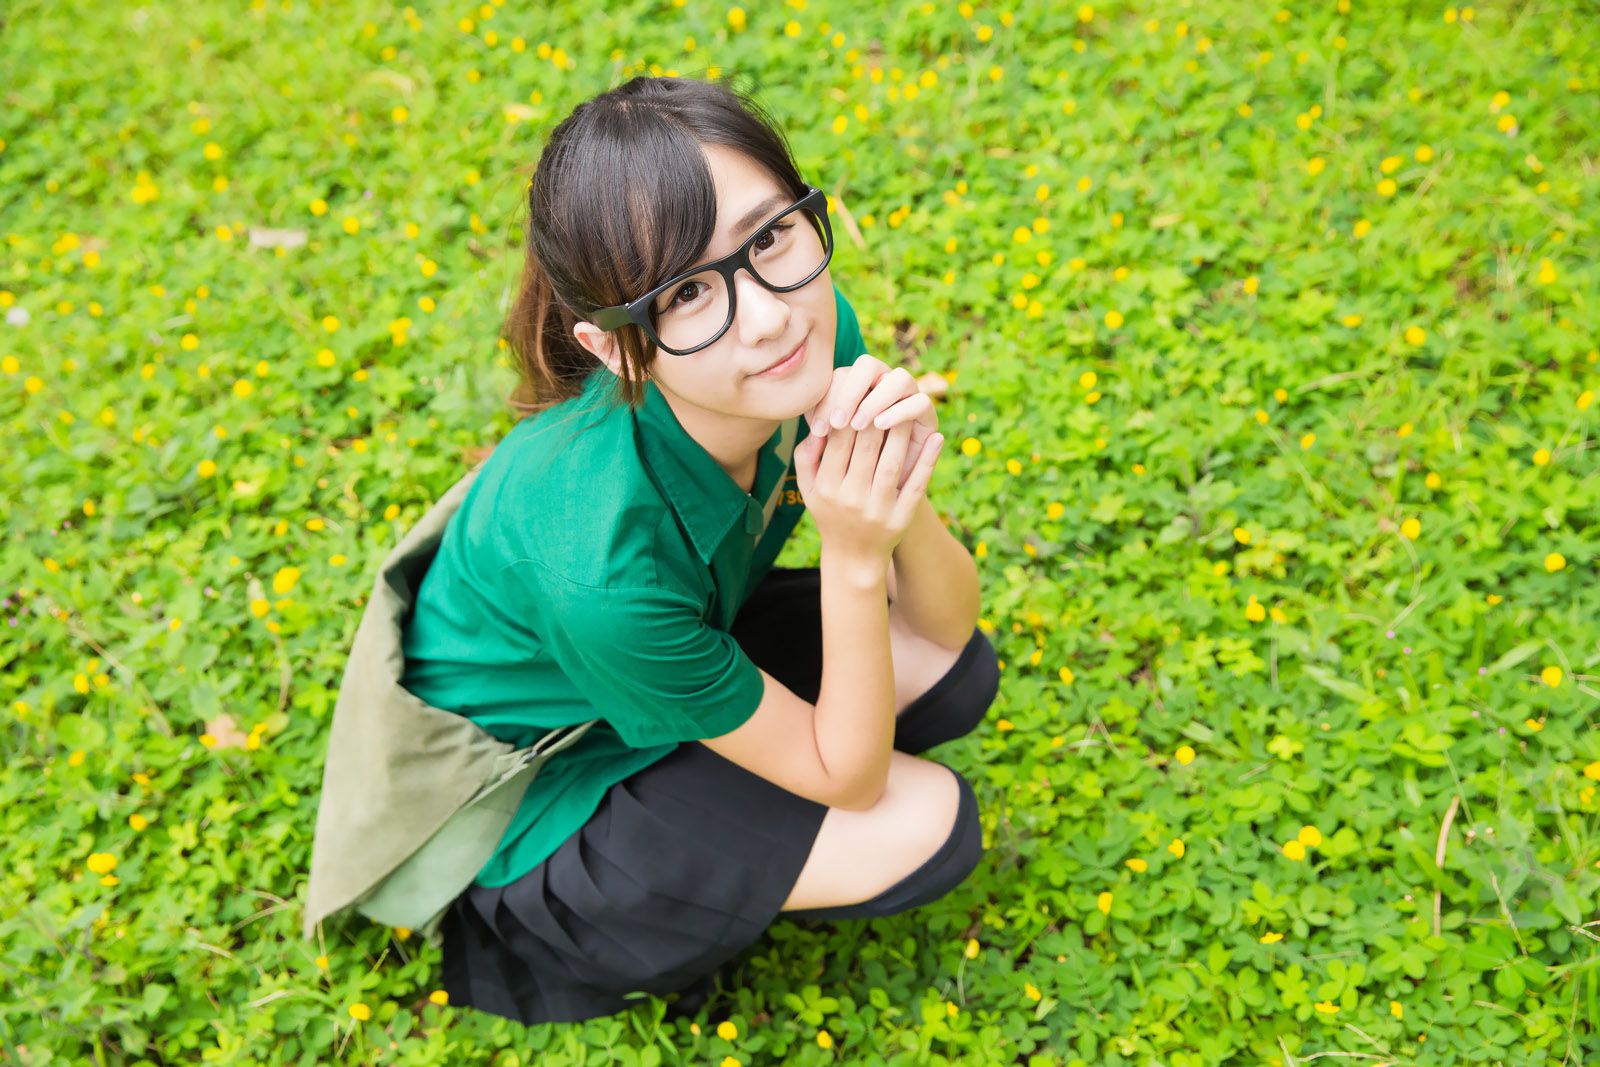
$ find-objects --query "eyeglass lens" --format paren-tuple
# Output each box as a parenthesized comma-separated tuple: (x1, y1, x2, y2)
(647, 202, 829, 352)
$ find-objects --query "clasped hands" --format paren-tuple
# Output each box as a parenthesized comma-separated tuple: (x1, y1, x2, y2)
(803, 354, 941, 489)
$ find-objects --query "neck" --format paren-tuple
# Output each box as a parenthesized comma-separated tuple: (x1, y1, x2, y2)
(653, 381, 778, 497)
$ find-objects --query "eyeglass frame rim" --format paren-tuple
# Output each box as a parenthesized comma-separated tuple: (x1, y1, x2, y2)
(586, 184, 834, 357)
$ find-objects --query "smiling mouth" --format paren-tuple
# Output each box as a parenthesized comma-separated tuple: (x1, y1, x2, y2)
(754, 337, 807, 377)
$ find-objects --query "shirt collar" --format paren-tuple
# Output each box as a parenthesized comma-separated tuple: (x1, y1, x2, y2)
(632, 374, 771, 566)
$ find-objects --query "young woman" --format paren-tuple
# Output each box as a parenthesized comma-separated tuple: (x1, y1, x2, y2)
(399, 74, 1002, 1026)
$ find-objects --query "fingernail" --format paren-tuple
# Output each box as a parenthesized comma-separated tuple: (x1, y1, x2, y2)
(851, 415, 866, 430)
(831, 411, 846, 428)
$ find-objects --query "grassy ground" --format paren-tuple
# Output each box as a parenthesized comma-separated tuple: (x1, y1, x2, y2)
(2, 0, 1597, 1063)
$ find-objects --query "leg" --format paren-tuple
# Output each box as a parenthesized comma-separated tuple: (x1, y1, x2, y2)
(731, 567, 993, 727)
(777, 751, 979, 913)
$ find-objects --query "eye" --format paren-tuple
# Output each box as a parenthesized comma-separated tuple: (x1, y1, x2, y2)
(662, 280, 704, 311)
(753, 221, 793, 253)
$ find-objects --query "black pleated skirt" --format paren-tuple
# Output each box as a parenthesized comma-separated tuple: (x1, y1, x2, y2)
(437, 566, 1000, 1026)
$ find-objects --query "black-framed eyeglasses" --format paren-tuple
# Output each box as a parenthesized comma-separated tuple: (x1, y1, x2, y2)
(588, 185, 834, 356)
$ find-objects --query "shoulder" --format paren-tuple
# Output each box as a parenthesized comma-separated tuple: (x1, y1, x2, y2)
(831, 282, 867, 367)
(461, 400, 693, 594)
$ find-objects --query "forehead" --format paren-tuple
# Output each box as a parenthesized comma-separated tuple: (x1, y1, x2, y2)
(701, 143, 785, 238)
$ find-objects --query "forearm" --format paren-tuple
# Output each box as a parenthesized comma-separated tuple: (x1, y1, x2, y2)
(890, 495, 982, 652)
(815, 552, 895, 810)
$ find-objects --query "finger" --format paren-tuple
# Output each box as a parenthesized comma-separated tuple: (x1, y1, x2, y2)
(827, 354, 891, 430)
(890, 433, 944, 525)
(806, 368, 851, 437)
(864, 390, 934, 431)
(818, 425, 856, 484)
(844, 425, 884, 488)
(872, 422, 914, 500)
(847, 368, 919, 431)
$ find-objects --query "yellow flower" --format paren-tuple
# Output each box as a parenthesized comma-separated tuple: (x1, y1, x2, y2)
(1233, 526, 1251, 544)
(1377, 178, 1398, 197)
(87, 852, 118, 875)
(965, 937, 980, 958)
(1536, 258, 1556, 284)
(1297, 825, 1322, 847)
(1058, 666, 1074, 684)
(717, 1020, 738, 1040)
(322, 315, 339, 332)
(1174, 745, 1195, 765)
(1078, 3, 1094, 20)
(1260, 931, 1284, 943)
(1245, 599, 1266, 623)
(1282, 840, 1306, 861)
(342, 217, 360, 235)
(1314, 1001, 1339, 1014)
(1125, 857, 1148, 872)
(1533, 448, 1551, 466)
(1525, 717, 1544, 732)
(1583, 761, 1600, 781)
(1541, 666, 1562, 687)
(1545, 552, 1565, 572)
(960, 437, 981, 456)
(1306, 157, 1326, 176)
(197, 459, 217, 478)
(1168, 838, 1185, 857)
(817, 1030, 834, 1049)
(727, 6, 746, 31)
(1400, 517, 1421, 540)
(129, 814, 149, 831)
(1097, 891, 1112, 914)
(273, 566, 301, 595)
(1300, 432, 1316, 449)
(1024, 982, 1042, 1001)
(1404, 325, 1427, 346)
(348, 1003, 371, 1021)
(1104, 310, 1124, 329)
(1076, 175, 1093, 192)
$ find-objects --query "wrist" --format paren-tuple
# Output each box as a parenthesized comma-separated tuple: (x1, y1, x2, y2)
(820, 549, 889, 592)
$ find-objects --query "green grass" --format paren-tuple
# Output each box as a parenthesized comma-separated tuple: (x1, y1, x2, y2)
(3, 0, 1597, 1063)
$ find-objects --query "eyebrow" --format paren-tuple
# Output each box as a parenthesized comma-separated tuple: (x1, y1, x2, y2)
(727, 192, 791, 241)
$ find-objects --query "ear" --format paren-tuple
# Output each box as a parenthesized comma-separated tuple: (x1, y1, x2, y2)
(571, 320, 626, 378)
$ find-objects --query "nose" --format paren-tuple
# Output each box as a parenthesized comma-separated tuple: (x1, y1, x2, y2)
(731, 268, 790, 346)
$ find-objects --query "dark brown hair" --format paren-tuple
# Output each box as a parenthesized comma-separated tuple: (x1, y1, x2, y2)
(503, 73, 810, 420)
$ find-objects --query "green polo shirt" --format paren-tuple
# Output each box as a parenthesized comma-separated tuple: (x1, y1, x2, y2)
(400, 283, 868, 888)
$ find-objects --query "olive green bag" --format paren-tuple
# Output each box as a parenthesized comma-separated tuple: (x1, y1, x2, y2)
(302, 463, 599, 946)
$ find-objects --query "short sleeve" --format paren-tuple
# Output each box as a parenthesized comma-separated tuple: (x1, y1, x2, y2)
(529, 567, 765, 748)
(833, 284, 869, 369)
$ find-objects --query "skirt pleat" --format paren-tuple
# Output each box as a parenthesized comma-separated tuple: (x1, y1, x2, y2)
(439, 738, 830, 1025)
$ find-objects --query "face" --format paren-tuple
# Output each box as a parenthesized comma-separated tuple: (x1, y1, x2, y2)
(573, 142, 837, 431)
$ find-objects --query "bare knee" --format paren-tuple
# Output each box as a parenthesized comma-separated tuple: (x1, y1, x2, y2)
(779, 753, 965, 913)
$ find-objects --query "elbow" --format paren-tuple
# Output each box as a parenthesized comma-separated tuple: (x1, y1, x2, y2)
(834, 774, 887, 813)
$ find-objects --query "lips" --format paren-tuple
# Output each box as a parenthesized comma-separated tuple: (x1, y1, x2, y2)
(754, 336, 807, 377)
